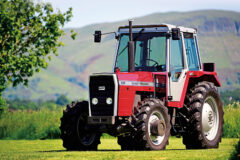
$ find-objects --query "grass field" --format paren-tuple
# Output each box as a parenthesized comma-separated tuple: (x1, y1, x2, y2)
(0, 138, 239, 160)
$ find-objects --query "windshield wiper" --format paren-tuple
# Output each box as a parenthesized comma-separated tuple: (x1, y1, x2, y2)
(133, 28, 145, 41)
(117, 29, 145, 57)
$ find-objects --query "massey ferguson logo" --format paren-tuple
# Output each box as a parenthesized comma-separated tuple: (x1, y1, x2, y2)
(98, 86, 105, 91)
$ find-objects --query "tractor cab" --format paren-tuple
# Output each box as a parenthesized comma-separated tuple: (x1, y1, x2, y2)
(115, 24, 201, 104)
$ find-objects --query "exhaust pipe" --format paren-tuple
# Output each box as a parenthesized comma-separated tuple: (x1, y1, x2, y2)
(128, 20, 135, 72)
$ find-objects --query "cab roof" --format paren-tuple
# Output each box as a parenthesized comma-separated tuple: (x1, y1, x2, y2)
(118, 24, 197, 34)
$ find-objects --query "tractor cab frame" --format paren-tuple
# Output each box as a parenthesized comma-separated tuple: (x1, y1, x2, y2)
(96, 23, 220, 117)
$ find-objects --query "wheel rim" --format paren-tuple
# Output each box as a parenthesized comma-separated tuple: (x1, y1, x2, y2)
(202, 96, 219, 141)
(77, 116, 96, 146)
(79, 132, 96, 146)
(148, 110, 165, 145)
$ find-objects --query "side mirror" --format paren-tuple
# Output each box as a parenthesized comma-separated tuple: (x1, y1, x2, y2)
(94, 30, 101, 43)
(172, 28, 180, 40)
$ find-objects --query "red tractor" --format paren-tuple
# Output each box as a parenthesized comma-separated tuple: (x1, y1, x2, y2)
(60, 20, 223, 150)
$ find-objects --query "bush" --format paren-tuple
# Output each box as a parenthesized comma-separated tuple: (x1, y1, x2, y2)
(223, 102, 240, 138)
(0, 96, 6, 118)
(221, 89, 240, 105)
(0, 108, 62, 139)
(6, 97, 70, 111)
(56, 94, 70, 106)
(0, 102, 239, 139)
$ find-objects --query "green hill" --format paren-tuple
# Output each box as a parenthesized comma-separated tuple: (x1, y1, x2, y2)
(3, 10, 240, 100)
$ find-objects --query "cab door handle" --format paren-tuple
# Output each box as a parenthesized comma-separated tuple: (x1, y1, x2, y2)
(183, 72, 187, 78)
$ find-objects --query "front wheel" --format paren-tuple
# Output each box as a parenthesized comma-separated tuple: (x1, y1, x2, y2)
(183, 82, 224, 149)
(60, 101, 101, 150)
(117, 135, 135, 150)
(132, 99, 171, 150)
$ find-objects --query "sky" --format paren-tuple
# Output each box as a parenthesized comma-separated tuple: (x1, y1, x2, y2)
(38, 0, 240, 28)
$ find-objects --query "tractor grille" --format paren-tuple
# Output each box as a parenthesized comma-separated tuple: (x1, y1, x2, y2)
(89, 74, 117, 116)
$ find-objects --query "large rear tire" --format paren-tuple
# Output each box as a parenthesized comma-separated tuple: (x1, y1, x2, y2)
(132, 99, 171, 150)
(60, 101, 101, 150)
(183, 82, 224, 149)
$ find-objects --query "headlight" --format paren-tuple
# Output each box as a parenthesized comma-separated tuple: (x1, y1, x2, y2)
(106, 97, 112, 105)
(92, 98, 98, 105)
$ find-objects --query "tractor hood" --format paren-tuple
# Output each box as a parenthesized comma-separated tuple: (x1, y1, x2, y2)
(117, 71, 154, 87)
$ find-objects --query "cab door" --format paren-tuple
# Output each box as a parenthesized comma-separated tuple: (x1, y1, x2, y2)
(168, 33, 188, 102)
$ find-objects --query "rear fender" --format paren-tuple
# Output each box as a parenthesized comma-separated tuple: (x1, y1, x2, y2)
(188, 72, 221, 87)
(198, 74, 221, 87)
(167, 71, 221, 108)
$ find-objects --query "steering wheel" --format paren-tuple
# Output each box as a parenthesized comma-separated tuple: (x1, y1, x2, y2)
(146, 59, 159, 67)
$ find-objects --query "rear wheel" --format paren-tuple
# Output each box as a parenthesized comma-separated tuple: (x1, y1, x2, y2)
(60, 101, 101, 150)
(132, 99, 171, 150)
(183, 82, 223, 149)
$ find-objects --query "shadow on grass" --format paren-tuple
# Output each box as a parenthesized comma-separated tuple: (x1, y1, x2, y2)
(38, 150, 67, 152)
(38, 148, 187, 153)
(38, 149, 121, 152)
(229, 140, 240, 160)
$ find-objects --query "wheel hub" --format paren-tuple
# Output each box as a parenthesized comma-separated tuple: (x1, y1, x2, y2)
(77, 116, 96, 146)
(202, 103, 214, 132)
(150, 120, 165, 136)
(79, 133, 96, 146)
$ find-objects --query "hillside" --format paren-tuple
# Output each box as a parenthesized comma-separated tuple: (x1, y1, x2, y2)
(3, 10, 240, 100)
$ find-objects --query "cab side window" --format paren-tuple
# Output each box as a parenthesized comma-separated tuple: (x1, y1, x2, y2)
(170, 36, 184, 81)
(184, 33, 200, 70)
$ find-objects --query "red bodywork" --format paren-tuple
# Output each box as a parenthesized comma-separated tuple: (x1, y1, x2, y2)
(116, 70, 221, 116)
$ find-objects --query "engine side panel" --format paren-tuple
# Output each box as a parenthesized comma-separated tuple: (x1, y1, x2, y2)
(118, 86, 136, 116)
(117, 72, 155, 116)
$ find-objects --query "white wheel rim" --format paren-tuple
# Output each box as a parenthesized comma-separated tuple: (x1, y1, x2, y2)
(202, 96, 219, 141)
(148, 111, 165, 145)
(79, 133, 96, 146)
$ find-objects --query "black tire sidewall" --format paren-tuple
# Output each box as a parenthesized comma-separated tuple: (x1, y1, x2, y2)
(77, 112, 97, 147)
(60, 101, 101, 150)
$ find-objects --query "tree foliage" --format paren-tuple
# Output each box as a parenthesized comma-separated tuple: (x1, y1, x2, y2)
(220, 89, 240, 105)
(0, 0, 75, 94)
(56, 94, 70, 106)
(0, 97, 6, 118)
(5, 96, 71, 111)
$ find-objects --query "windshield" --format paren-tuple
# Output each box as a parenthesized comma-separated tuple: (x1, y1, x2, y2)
(115, 33, 167, 72)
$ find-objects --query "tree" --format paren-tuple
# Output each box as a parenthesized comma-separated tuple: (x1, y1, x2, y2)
(0, 0, 76, 96)
(0, 97, 6, 118)
(56, 94, 70, 106)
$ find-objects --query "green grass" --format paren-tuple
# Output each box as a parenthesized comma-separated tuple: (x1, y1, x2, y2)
(0, 138, 239, 160)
